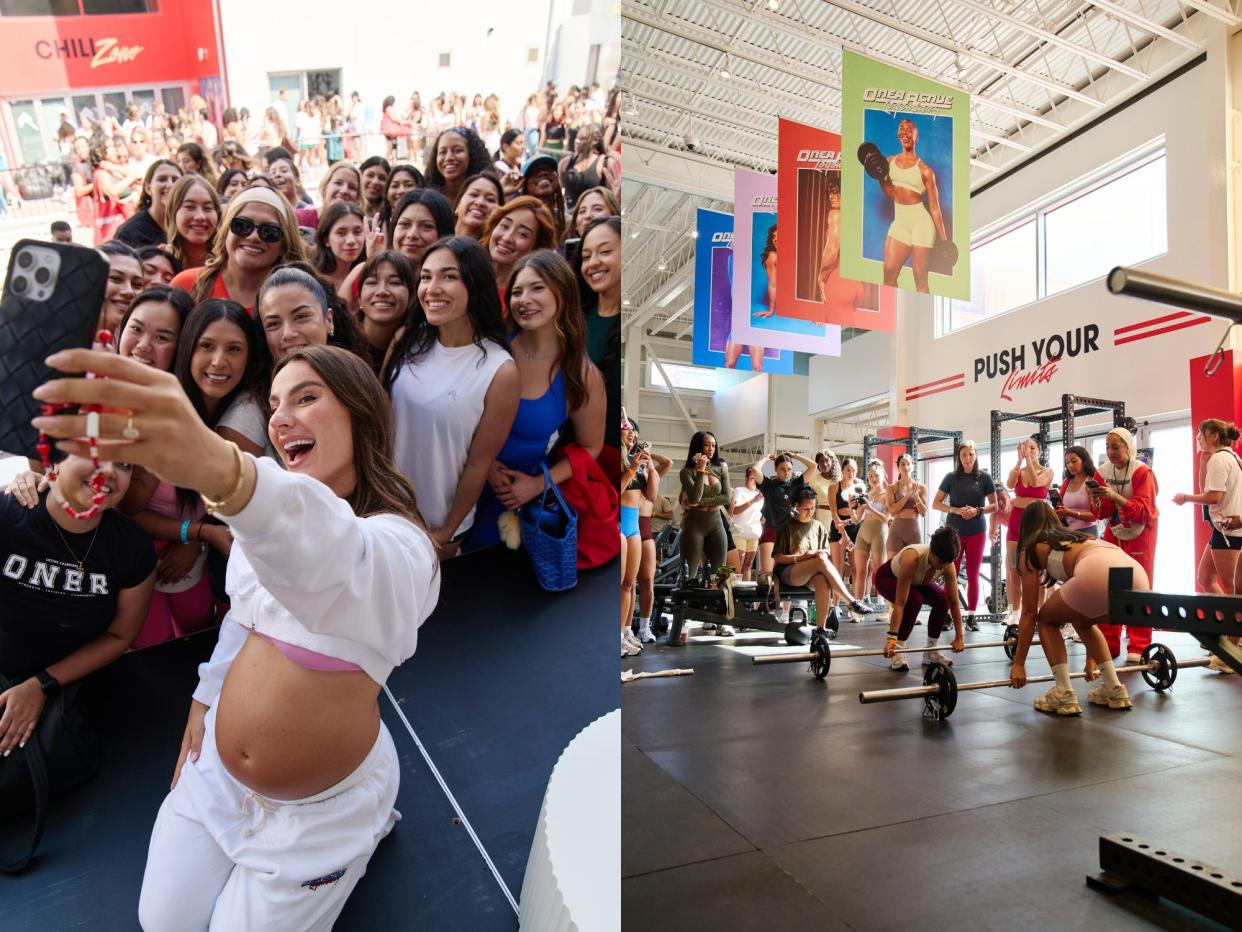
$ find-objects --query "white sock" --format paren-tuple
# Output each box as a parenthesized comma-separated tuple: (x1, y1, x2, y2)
(639, 616, 651, 629)
(1052, 662, 1071, 691)
(1100, 660, 1121, 689)
(925, 635, 939, 649)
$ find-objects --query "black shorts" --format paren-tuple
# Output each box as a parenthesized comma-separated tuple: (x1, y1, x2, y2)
(1210, 527, 1242, 551)
(845, 522, 860, 544)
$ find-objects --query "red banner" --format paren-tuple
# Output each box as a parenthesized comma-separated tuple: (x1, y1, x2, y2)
(0, 2, 219, 96)
(776, 117, 895, 332)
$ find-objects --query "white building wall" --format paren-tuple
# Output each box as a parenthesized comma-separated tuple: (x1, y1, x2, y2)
(217, 0, 615, 134)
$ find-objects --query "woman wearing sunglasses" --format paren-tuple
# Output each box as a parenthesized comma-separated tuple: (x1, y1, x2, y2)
(170, 188, 306, 314)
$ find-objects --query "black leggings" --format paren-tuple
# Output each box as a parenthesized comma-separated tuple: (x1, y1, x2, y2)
(683, 509, 728, 576)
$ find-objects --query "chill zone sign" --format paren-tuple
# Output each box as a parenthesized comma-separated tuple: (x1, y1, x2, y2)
(973, 325, 1100, 402)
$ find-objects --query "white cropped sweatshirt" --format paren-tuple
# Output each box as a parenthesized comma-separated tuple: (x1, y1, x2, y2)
(192, 456, 439, 705)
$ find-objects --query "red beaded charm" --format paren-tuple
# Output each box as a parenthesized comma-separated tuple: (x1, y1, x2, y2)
(36, 330, 113, 520)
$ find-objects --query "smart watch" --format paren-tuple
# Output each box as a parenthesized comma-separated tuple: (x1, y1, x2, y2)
(35, 669, 61, 701)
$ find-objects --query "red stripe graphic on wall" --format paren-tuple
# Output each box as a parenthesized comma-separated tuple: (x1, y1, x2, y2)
(906, 373, 965, 401)
(1114, 310, 1212, 347)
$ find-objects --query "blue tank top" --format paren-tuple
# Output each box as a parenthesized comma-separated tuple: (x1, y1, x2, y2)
(496, 369, 567, 472)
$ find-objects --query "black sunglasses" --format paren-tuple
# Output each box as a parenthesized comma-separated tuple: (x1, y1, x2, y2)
(230, 216, 283, 243)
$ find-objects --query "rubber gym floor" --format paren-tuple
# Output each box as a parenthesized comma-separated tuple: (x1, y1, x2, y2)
(622, 612, 1242, 931)
(1, 547, 618, 931)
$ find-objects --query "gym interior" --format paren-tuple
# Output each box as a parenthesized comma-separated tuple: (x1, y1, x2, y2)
(621, 2, 1242, 927)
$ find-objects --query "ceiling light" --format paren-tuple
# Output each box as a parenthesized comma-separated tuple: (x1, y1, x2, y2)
(630, 231, 640, 239)
(623, 299, 631, 306)
(719, 69, 730, 79)
(768, 0, 778, 9)
(657, 262, 667, 270)
(689, 229, 698, 238)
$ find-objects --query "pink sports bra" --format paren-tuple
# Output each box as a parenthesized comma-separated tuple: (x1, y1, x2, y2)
(254, 631, 363, 672)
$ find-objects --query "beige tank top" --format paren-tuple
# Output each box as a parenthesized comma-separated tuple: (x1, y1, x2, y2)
(889, 158, 926, 195)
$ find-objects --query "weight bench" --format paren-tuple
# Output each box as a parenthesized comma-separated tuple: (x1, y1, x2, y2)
(666, 579, 822, 646)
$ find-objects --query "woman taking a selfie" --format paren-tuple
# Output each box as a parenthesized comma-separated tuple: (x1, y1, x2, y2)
(32, 344, 439, 930)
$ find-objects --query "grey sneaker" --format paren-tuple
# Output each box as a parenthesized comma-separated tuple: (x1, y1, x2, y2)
(622, 633, 639, 657)
(637, 622, 656, 644)
(624, 629, 644, 654)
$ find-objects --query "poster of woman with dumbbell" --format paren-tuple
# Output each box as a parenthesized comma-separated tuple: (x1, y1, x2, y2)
(840, 50, 971, 300)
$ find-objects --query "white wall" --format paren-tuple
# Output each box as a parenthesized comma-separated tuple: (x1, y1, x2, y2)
(217, 0, 610, 133)
(713, 375, 770, 446)
(807, 330, 893, 416)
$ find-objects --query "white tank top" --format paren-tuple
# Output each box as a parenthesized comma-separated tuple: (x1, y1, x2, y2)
(889, 158, 926, 195)
(391, 337, 512, 536)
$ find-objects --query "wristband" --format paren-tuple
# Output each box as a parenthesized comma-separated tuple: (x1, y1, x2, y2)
(886, 632, 898, 640)
(180, 519, 191, 545)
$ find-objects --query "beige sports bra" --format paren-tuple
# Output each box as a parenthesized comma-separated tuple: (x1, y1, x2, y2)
(889, 158, 926, 195)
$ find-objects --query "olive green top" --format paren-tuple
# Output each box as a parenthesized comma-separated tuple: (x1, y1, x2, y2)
(679, 463, 732, 510)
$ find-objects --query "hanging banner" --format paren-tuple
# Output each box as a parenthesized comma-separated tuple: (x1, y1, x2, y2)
(776, 118, 896, 331)
(730, 168, 841, 356)
(840, 50, 970, 299)
(691, 209, 793, 373)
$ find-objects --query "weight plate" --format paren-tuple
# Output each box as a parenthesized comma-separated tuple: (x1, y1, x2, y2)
(784, 621, 810, 646)
(922, 661, 958, 721)
(1004, 623, 1019, 660)
(825, 627, 837, 641)
(809, 634, 831, 680)
(1141, 643, 1177, 691)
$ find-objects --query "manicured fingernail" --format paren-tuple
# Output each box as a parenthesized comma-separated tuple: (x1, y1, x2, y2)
(3, 749, 9, 757)
(32, 384, 51, 399)
(19, 740, 25, 749)
(31, 417, 51, 429)
(45, 352, 67, 366)
(191, 750, 199, 762)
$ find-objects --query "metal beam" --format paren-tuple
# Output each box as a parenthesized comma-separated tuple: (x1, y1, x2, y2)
(949, 0, 1147, 80)
(1178, 0, 1242, 26)
(1089, 0, 1202, 50)
(647, 346, 700, 435)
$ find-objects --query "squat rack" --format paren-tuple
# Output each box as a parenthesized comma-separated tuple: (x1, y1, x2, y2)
(988, 394, 1128, 612)
(861, 427, 962, 470)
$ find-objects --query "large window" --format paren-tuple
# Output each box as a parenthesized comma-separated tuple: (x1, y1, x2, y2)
(648, 361, 715, 393)
(937, 144, 1167, 336)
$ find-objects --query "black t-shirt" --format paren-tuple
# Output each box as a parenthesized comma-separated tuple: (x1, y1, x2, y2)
(759, 474, 805, 530)
(113, 209, 167, 249)
(937, 470, 997, 536)
(0, 493, 155, 679)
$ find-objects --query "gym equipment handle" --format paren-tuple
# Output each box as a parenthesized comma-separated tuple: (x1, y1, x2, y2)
(859, 656, 1212, 704)
(1107, 267, 1242, 325)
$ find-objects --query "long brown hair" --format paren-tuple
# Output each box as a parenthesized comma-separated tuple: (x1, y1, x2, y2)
(506, 248, 592, 412)
(192, 190, 307, 303)
(271, 345, 423, 525)
(1017, 500, 1092, 587)
(166, 174, 222, 267)
(136, 158, 182, 212)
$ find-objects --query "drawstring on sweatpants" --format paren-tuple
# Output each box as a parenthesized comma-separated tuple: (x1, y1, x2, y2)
(241, 790, 278, 838)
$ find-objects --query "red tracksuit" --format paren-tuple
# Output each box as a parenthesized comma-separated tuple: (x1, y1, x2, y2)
(1090, 464, 1158, 657)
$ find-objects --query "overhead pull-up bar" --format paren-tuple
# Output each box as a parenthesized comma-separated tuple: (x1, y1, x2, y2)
(861, 426, 962, 469)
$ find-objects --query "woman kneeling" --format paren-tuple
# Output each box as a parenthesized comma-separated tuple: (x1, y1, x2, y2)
(772, 488, 866, 638)
(876, 527, 965, 671)
(1010, 501, 1147, 715)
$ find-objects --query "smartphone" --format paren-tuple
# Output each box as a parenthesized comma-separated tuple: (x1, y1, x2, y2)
(1085, 479, 1100, 490)
(1048, 486, 1062, 508)
(0, 240, 108, 460)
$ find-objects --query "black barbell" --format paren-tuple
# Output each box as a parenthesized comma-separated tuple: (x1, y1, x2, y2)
(858, 644, 1210, 721)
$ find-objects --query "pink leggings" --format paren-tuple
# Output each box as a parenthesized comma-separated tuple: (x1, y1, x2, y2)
(131, 542, 216, 649)
(953, 531, 987, 611)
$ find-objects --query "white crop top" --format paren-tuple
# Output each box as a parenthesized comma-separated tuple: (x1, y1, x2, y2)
(191, 456, 440, 704)
(889, 158, 926, 195)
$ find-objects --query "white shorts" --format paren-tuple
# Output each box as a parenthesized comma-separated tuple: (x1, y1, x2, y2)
(139, 704, 400, 932)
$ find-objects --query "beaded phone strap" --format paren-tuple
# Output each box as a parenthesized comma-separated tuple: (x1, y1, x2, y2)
(36, 330, 113, 520)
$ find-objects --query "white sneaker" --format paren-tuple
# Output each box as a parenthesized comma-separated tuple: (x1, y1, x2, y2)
(1208, 654, 1236, 674)
(923, 650, 953, 667)
(716, 624, 736, 637)
(701, 622, 717, 634)
(624, 629, 644, 653)
(889, 652, 909, 671)
(1125, 652, 1143, 665)
(1088, 682, 1132, 709)
(622, 633, 639, 657)
(637, 623, 656, 644)
(1034, 686, 1082, 716)
(776, 612, 790, 626)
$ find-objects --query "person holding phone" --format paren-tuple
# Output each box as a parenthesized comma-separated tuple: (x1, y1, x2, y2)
(1087, 427, 1158, 663)
(31, 344, 439, 931)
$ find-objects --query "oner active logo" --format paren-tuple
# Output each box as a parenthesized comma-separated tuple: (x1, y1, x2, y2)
(796, 149, 841, 171)
(751, 195, 778, 209)
(710, 232, 733, 244)
(301, 868, 347, 892)
(862, 88, 954, 113)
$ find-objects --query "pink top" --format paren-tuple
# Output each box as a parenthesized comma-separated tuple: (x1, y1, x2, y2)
(1012, 474, 1049, 501)
(254, 631, 364, 672)
(149, 478, 206, 522)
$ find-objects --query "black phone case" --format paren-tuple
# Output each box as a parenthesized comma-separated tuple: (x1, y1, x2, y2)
(0, 240, 108, 459)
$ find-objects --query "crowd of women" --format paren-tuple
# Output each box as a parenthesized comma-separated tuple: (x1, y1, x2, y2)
(630, 421, 1239, 706)
(0, 111, 621, 925)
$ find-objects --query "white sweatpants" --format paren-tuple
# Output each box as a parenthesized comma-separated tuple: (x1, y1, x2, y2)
(138, 705, 400, 932)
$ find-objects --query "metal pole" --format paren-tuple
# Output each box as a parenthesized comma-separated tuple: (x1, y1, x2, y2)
(752, 637, 1034, 666)
(1107, 266, 1242, 324)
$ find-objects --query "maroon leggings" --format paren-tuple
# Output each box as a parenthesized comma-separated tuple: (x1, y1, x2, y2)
(953, 531, 987, 612)
(873, 562, 949, 640)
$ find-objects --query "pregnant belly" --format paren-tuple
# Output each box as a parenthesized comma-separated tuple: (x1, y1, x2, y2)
(215, 634, 382, 800)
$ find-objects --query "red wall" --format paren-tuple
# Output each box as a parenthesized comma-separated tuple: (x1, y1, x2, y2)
(0, 2, 220, 96)
(1188, 349, 1242, 590)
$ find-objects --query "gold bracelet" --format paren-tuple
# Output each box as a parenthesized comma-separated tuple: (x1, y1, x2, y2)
(201, 442, 247, 516)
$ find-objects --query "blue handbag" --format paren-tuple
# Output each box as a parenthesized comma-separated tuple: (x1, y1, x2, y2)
(519, 463, 578, 591)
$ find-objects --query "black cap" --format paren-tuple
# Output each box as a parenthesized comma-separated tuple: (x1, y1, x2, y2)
(522, 154, 559, 178)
